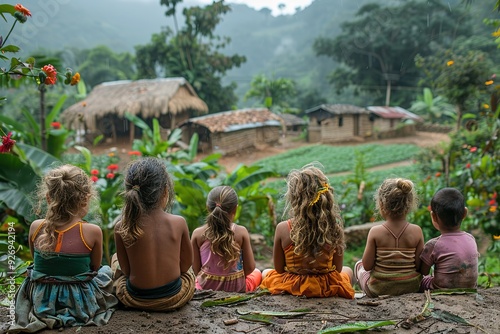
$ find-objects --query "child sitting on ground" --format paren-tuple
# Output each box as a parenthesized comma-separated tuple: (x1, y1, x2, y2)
(11, 165, 117, 333)
(191, 186, 262, 292)
(113, 157, 195, 311)
(260, 164, 354, 298)
(420, 188, 479, 291)
(355, 178, 424, 297)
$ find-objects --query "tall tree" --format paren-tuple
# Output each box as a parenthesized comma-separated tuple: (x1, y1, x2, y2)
(75, 45, 136, 88)
(135, 0, 246, 113)
(313, 1, 472, 107)
(244, 74, 296, 109)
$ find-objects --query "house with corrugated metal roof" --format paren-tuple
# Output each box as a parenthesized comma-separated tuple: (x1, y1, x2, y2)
(305, 104, 422, 143)
(179, 108, 283, 155)
(305, 104, 373, 143)
(367, 106, 423, 133)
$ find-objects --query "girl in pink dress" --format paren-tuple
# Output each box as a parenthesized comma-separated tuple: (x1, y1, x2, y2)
(191, 186, 262, 292)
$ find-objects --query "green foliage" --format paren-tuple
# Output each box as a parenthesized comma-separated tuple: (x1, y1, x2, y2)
(244, 74, 296, 109)
(254, 143, 421, 176)
(136, 0, 246, 112)
(409, 88, 456, 124)
(415, 50, 493, 130)
(75, 45, 136, 88)
(313, 0, 472, 106)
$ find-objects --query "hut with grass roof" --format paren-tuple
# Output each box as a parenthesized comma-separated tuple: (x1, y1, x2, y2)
(179, 108, 283, 155)
(61, 78, 208, 143)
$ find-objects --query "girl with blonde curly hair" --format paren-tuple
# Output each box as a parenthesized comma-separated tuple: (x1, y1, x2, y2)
(260, 164, 354, 298)
(355, 178, 424, 297)
(191, 186, 262, 292)
(11, 165, 117, 332)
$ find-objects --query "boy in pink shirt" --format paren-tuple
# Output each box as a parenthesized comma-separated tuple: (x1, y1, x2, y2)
(420, 188, 479, 291)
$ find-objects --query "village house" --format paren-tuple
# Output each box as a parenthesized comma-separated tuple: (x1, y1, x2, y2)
(61, 78, 208, 143)
(179, 108, 283, 155)
(305, 104, 422, 143)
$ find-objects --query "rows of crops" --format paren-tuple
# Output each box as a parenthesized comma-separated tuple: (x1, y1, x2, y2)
(253, 143, 421, 176)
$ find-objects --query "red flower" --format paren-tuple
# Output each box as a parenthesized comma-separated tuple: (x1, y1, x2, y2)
(0, 132, 16, 153)
(128, 151, 142, 156)
(51, 122, 61, 129)
(493, 192, 498, 200)
(107, 164, 119, 172)
(91, 169, 99, 176)
(14, 4, 31, 17)
(106, 173, 115, 179)
(90, 176, 99, 182)
(435, 172, 441, 177)
(466, 163, 471, 169)
(470, 147, 477, 153)
(41, 64, 57, 85)
(489, 199, 497, 206)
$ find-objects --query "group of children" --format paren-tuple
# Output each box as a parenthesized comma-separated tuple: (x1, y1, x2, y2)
(10, 158, 479, 332)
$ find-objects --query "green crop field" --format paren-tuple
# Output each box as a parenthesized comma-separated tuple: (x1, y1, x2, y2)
(252, 143, 421, 176)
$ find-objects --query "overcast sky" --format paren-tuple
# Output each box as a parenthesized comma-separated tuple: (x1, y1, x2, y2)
(195, 0, 315, 16)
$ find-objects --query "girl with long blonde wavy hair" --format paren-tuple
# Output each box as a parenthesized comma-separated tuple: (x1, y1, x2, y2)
(191, 186, 262, 292)
(260, 164, 354, 298)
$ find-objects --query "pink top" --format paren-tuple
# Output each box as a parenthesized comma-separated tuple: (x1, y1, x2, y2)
(195, 224, 246, 292)
(420, 232, 479, 289)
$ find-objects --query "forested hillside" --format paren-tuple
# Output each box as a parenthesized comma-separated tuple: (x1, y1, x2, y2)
(1, 0, 496, 107)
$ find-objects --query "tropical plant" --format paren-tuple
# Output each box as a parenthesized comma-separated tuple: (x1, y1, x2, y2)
(415, 50, 494, 131)
(409, 88, 456, 124)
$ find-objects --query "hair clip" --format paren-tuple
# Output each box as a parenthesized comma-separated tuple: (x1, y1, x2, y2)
(309, 183, 330, 206)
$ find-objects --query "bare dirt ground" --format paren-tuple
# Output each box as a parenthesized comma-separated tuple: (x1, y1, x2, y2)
(8, 131, 498, 334)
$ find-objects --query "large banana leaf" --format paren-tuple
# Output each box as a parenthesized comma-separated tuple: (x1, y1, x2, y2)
(0, 154, 39, 221)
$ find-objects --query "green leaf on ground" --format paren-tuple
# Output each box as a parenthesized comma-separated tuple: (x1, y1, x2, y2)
(317, 320, 396, 333)
(201, 295, 253, 307)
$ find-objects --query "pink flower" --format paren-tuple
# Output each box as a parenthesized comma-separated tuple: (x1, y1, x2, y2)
(90, 176, 98, 182)
(106, 173, 115, 179)
(0, 132, 16, 153)
(470, 147, 477, 153)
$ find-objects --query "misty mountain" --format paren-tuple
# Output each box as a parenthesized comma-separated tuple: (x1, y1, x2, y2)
(2, 0, 494, 106)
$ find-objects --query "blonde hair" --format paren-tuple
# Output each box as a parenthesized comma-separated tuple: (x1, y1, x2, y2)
(203, 186, 240, 268)
(285, 164, 345, 258)
(117, 157, 174, 247)
(34, 164, 96, 252)
(375, 178, 418, 219)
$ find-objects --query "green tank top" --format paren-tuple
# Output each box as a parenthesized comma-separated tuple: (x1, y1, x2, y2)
(34, 250, 91, 276)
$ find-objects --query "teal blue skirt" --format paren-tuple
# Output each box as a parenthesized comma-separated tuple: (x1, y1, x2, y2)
(9, 265, 118, 333)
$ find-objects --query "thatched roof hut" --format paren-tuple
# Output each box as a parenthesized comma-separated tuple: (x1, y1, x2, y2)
(61, 78, 208, 142)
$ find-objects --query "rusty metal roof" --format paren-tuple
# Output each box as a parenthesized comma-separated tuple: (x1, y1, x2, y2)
(180, 108, 283, 133)
(305, 104, 370, 115)
(367, 106, 423, 121)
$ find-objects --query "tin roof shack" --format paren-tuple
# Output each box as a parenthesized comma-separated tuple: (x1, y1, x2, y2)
(367, 106, 423, 139)
(179, 108, 283, 155)
(305, 104, 372, 143)
(61, 78, 208, 143)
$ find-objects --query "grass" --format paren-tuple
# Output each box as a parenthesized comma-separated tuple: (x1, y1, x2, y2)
(252, 143, 421, 176)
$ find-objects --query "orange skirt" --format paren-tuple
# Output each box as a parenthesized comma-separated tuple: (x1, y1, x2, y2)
(260, 270, 354, 299)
